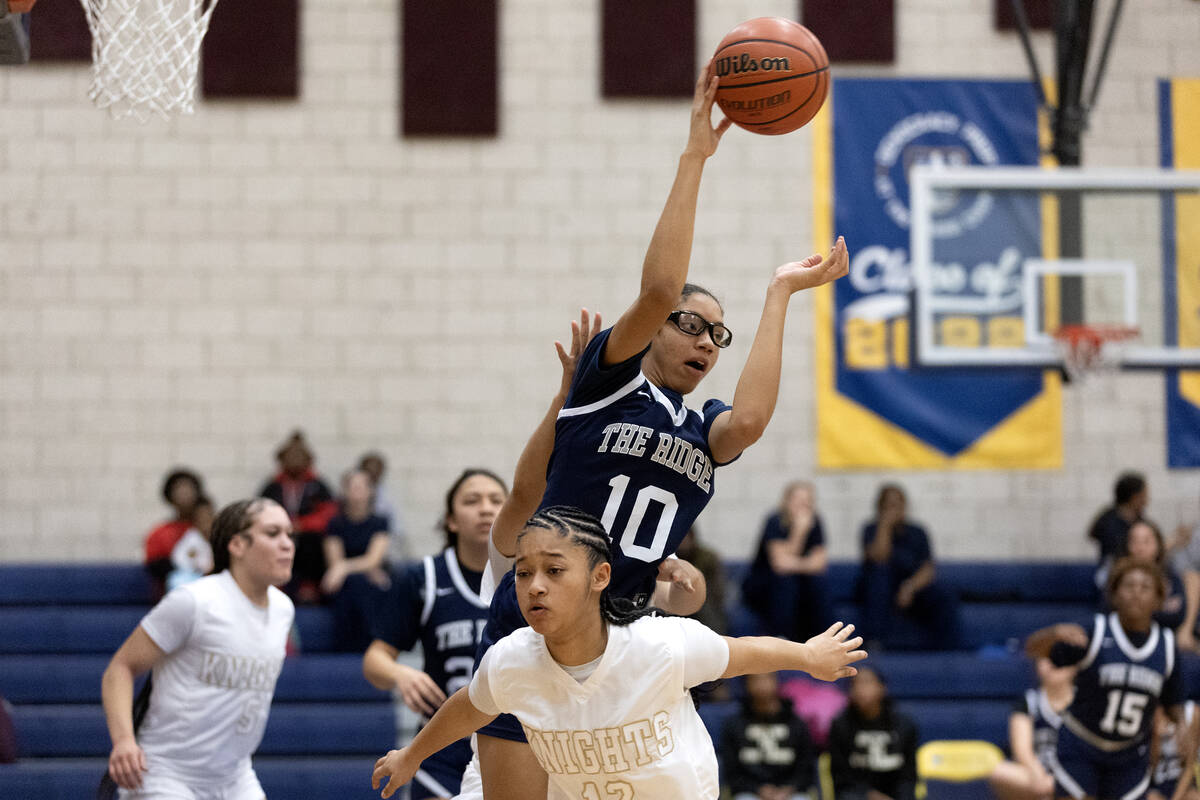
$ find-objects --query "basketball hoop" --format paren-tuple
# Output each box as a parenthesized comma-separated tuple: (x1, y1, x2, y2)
(1052, 324, 1139, 380)
(78, 0, 219, 121)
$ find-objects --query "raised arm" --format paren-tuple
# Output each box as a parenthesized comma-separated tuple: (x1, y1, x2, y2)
(492, 310, 601, 558)
(708, 238, 849, 464)
(371, 687, 497, 799)
(101, 627, 166, 790)
(604, 63, 731, 367)
(722, 621, 866, 681)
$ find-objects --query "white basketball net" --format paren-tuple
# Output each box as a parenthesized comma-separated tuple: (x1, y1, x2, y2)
(79, 0, 219, 121)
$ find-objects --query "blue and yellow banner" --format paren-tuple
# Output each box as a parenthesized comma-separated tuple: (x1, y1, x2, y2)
(1160, 78, 1200, 468)
(814, 78, 1062, 468)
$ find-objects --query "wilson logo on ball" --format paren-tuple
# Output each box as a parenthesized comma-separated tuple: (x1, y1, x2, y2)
(714, 53, 792, 76)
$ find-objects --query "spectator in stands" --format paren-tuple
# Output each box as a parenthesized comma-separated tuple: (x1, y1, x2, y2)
(359, 450, 407, 558)
(677, 526, 728, 634)
(363, 468, 507, 800)
(720, 670, 816, 800)
(1169, 498, 1200, 652)
(101, 498, 294, 798)
(260, 430, 338, 603)
(988, 655, 1074, 800)
(143, 468, 207, 599)
(165, 496, 214, 591)
(860, 483, 960, 649)
(323, 469, 392, 652)
(1087, 471, 1147, 590)
(743, 481, 832, 642)
(1121, 519, 1188, 635)
(829, 667, 918, 800)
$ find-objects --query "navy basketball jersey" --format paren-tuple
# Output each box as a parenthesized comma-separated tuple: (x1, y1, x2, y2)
(376, 548, 489, 698)
(1061, 613, 1181, 749)
(1022, 688, 1063, 770)
(540, 327, 733, 603)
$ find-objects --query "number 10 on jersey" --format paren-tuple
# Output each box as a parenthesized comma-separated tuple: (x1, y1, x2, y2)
(600, 475, 679, 562)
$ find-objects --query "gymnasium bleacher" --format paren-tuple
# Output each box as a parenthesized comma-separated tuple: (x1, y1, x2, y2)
(0, 559, 1102, 798)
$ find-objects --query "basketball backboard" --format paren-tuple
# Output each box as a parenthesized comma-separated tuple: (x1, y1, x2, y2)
(909, 165, 1200, 369)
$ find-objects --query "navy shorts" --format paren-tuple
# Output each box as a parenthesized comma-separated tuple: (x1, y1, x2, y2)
(1049, 724, 1151, 800)
(411, 737, 473, 800)
(473, 570, 528, 743)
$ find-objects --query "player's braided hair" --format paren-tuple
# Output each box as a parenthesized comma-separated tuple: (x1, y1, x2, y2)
(208, 498, 272, 574)
(519, 505, 658, 626)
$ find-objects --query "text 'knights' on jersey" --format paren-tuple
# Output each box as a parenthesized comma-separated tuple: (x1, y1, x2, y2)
(541, 328, 733, 602)
(1053, 613, 1182, 749)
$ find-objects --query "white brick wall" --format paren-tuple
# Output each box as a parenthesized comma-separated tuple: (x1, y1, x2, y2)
(0, 0, 1197, 564)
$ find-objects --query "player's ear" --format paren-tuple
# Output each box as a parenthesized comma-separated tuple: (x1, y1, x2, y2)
(592, 562, 611, 593)
(227, 532, 249, 562)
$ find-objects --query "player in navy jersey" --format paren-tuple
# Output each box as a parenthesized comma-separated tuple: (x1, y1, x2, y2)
(1027, 558, 1193, 800)
(990, 655, 1074, 800)
(362, 469, 507, 800)
(470, 60, 850, 800)
(1148, 704, 1198, 800)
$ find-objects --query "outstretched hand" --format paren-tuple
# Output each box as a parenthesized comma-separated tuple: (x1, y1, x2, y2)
(555, 308, 602, 396)
(803, 621, 868, 682)
(772, 236, 850, 295)
(685, 60, 733, 159)
(372, 748, 417, 799)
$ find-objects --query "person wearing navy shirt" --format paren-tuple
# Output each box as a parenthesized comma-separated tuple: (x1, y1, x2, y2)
(1026, 558, 1190, 800)
(322, 469, 391, 652)
(743, 480, 833, 642)
(860, 484, 961, 649)
(362, 469, 505, 800)
(469, 61, 851, 800)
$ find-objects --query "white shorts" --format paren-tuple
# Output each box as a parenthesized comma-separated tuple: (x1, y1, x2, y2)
(452, 746, 567, 800)
(118, 767, 265, 800)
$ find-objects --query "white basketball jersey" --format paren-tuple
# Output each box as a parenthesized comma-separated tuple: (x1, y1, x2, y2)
(137, 570, 294, 783)
(470, 615, 729, 799)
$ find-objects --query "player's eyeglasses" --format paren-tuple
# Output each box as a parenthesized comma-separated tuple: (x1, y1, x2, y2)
(668, 311, 733, 348)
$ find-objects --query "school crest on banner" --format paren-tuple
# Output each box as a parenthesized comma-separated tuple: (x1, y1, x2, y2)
(1160, 78, 1200, 468)
(813, 78, 1062, 468)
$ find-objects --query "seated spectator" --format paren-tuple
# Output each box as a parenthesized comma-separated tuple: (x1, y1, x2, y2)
(829, 667, 918, 800)
(323, 469, 392, 651)
(260, 430, 338, 603)
(676, 526, 728, 634)
(143, 468, 206, 598)
(1121, 519, 1189, 635)
(720, 671, 815, 800)
(1087, 471, 1147, 590)
(988, 655, 1074, 800)
(742, 481, 832, 642)
(359, 450, 407, 558)
(1169, 494, 1200, 652)
(860, 483, 960, 649)
(165, 496, 215, 592)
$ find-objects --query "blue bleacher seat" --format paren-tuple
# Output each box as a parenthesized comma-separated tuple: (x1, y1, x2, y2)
(0, 605, 341, 654)
(10, 702, 395, 758)
(0, 653, 388, 704)
(0, 757, 386, 800)
(0, 564, 153, 605)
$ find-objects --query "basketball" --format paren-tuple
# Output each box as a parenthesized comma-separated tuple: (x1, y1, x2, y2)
(712, 17, 830, 136)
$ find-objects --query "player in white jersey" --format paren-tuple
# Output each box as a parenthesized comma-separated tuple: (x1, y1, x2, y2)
(101, 498, 296, 800)
(372, 506, 866, 799)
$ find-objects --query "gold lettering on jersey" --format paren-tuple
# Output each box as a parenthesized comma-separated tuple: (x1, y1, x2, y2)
(597, 727, 631, 772)
(199, 651, 283, 691)
(571, 731, 603, 774)
(521, 714, 676, 776)
(653, 710, 675, 755)
(598, 422, 714, 493)
(1099, 662, 1163, 695)
(620, 719, 656, 766)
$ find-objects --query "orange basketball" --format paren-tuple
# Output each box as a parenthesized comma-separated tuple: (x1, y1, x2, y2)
(712, 17, 830, 136)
